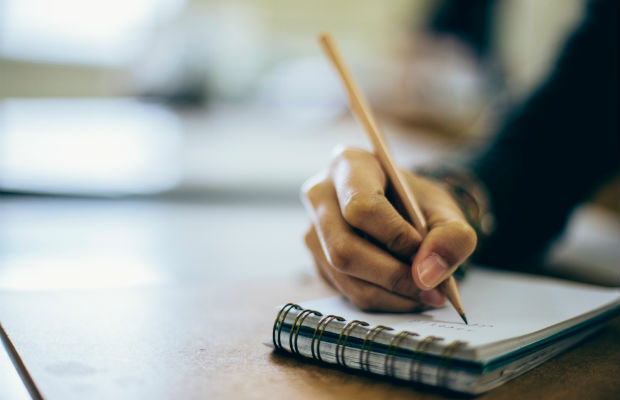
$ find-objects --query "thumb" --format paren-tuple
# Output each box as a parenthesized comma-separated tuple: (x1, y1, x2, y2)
(411, 219, 477, 290)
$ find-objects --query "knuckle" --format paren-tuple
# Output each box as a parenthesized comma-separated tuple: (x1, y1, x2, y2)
(300, 173, 329, 202)
(303, 226, 314, 248)
(332, 146, 366, 162)
(451, 220, 478, 253)
(326, 240, 353, 272)
(388, 271, 413, 296)
(342, 193, 380, 227)
(386, 227, 415, 254)
(348, 290, 376, 311)
(300, 182, 319, 201)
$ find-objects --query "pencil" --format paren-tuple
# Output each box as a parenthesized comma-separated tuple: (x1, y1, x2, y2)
(318, 32, 467, 324)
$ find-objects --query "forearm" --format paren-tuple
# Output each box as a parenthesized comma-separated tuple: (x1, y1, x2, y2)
(466, 0, 619, 266)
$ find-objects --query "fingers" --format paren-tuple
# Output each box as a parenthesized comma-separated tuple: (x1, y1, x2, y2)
(300, 147, 459, 311)
(330, 148, 422, 260)
(419, 289, 447, 307)
(304, 225, 424, 312)
(304, 225, 336, 290)
(303, 177, 420, 299)
(412, 220, 476, 291)
(408, 176, 478, 290)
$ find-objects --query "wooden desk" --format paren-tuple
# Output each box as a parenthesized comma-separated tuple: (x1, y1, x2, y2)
(0, 279, 618, 400)
(0, 196, 618, 399)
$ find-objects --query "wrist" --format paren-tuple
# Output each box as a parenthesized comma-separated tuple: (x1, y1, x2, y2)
(415, 167, 495, 240)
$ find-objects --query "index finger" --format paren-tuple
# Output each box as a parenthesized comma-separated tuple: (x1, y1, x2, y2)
(331, 148, 422, 260)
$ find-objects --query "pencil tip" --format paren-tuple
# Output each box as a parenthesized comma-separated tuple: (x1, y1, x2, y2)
(460, 314, 468, 325)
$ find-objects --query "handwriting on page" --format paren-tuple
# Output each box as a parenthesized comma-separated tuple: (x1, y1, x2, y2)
(407, 319, 494, 333)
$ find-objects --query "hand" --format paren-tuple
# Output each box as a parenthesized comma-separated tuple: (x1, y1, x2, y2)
(301, 147, 477, 312)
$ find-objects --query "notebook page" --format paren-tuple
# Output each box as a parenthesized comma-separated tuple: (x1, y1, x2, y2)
(301, 267, 619, 351)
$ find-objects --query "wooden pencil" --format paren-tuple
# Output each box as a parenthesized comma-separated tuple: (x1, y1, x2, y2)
(318, 32, 467, 324)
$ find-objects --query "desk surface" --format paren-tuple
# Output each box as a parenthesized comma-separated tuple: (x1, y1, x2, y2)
(0, 280, 618, 400)
(0, 196, 618, 399)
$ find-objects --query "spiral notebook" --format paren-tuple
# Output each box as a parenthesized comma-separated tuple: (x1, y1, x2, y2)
(271, 267, 620, 394)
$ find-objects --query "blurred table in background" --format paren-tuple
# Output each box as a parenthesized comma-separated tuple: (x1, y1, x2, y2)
(0, 100, 618, 398)
(0, 193, 618, 399)
(0, 99, 450, 198)
(0, 197, 310, 290)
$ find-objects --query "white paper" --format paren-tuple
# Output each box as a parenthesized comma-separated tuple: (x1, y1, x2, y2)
(300, 267, 620, 356)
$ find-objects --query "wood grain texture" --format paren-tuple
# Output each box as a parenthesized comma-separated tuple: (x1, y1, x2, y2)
(0, 276, 618, 400)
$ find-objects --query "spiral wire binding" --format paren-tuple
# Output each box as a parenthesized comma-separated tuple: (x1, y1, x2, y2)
(273, 304, 469, 385)
(409, 335, 443, 382)
(290, 309, 323, 355)
(436, 341, 467, 387)
(335, 320, 369, 367)
(360, 325, 393, 372)
(272, 303, 301, 350)
(311, 315, 345, 362)
(385, 331, 419, 378)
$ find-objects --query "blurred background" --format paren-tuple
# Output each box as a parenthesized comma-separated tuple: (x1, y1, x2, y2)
(0, 0, 617, 292)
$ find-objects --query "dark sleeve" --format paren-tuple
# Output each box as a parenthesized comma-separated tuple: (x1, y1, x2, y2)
(470, 0, 619, 267)
(427, 0, 497, 58)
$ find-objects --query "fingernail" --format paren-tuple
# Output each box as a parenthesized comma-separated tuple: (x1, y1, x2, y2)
(417, 253, 449, 288)
(420, 289, 446, 307)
